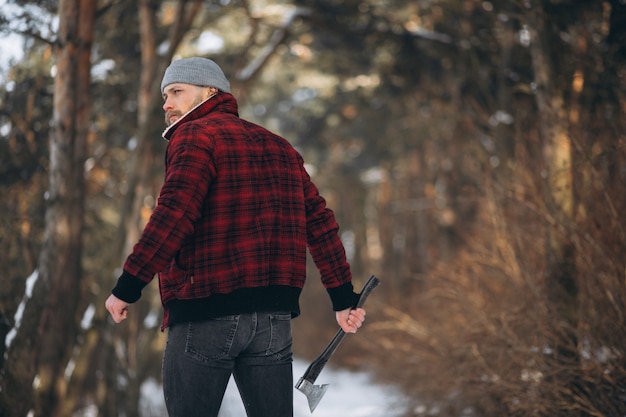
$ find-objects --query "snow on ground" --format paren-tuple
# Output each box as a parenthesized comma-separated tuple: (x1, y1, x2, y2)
(140, 358, 407, 417)
(222, 359, 407, 417)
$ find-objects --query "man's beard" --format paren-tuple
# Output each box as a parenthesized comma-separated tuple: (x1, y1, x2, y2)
(165, 110, 182, 126)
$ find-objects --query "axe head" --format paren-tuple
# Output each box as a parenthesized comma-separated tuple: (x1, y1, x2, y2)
(295, 377, 329, 412)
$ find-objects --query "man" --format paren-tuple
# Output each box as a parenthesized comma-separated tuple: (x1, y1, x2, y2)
(105, 57, 366, 417)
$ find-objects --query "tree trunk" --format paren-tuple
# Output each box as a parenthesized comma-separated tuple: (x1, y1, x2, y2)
(527, 0, 579, 385)
(0, 0, 95, 416)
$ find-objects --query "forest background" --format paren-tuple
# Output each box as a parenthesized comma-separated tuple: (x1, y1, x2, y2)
(1, 0, 625, 416)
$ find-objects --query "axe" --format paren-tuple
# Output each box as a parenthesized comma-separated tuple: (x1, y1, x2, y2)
(295, 275, 381, 412)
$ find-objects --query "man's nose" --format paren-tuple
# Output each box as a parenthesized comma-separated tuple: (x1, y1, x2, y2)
(163, 98, 172, 111)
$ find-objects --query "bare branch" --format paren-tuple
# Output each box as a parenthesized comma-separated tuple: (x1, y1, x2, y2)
(235, 7, 311, 81)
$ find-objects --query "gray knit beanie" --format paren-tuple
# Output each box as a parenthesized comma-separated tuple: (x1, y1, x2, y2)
(161, 57, 231, 94)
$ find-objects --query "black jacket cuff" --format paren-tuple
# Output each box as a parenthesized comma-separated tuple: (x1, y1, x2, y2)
(111, 270, 146, 303)
(327, 282, 359, 311)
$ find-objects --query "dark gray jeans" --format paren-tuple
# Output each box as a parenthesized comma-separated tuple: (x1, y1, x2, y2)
(162, 312, 294, 417)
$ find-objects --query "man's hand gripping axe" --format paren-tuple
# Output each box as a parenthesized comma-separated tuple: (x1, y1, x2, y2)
(295, 275, 381, 412)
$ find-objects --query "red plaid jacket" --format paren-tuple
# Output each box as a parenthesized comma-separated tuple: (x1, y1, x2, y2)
(112, 93, 356, 328)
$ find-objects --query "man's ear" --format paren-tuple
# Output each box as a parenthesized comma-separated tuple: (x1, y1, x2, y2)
(205, 87, 218, 98)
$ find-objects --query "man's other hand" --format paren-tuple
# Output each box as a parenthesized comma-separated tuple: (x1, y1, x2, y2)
(105, 294, 129, 323)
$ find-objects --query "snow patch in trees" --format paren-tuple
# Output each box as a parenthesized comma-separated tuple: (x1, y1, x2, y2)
(4, 270, 39, 349)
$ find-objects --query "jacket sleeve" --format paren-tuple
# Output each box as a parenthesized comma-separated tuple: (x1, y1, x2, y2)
(301, 158, 358, 311)
(112, 124, 216, 303)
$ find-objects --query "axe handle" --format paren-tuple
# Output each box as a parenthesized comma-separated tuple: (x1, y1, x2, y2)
(299, 275, 380, 384)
